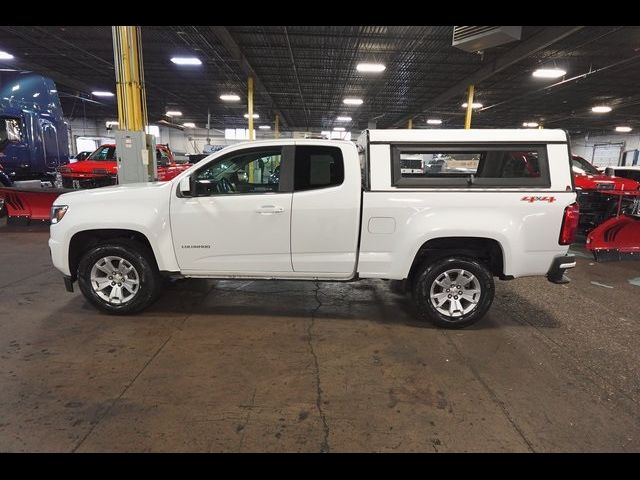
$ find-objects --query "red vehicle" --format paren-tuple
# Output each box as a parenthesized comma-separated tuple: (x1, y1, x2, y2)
(57, 143, 191, 189)
(586, 190, 640, 261)
(572, 155, 639, 191)
(571, 155, 640, 231)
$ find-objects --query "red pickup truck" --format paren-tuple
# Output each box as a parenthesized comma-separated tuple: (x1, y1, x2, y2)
(572, 155, 640, 231)
(57, 143, 191, 189)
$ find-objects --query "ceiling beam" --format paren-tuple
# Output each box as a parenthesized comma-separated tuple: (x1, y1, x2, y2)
(391, 26, 585, 127)
(210, 26, 293, 129)
(0, 57, 107, 102)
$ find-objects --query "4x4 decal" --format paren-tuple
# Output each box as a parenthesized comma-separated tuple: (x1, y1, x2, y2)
(521, 196, 556, 203)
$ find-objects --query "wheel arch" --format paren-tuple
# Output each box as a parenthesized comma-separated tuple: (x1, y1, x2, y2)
(68, 228, 158, 280)
(407, 236, 506, 283)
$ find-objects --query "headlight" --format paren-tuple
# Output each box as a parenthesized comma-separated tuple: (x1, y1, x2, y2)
(51, 205, 68, 224)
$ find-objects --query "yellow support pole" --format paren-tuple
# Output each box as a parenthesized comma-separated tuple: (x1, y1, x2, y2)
(275, 113, 280, 139)
(407, 119, 413, 129)
(248, 77, 254, 141)
(464, 84, 475, 129)
(112, 26, 147, 132)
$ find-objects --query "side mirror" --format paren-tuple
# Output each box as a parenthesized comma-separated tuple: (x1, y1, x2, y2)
(179, 176, 193, 196)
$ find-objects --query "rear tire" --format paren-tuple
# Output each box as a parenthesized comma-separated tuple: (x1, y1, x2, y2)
(412, 257, 494, 329)
(77, 239, 162, 315)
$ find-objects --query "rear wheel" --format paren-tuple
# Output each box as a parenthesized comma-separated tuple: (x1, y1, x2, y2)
(412, 257, 494, 328)
(77, 240, 162, 315)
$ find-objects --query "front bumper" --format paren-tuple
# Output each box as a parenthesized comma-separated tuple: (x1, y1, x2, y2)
(48, 236, 71, 276)
(61, 175, 117, 189)
(546, 254, 576, 284)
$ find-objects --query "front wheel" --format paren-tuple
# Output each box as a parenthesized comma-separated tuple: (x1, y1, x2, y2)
(412, 257, 494, 328)
(77, 240, 162, 315)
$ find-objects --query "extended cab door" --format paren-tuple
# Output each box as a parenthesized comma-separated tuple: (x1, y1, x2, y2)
(290, 143, 361, 276)
(170, 146, 294, 274)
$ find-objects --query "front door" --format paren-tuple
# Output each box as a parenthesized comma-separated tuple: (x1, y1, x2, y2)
(170, 146, 293, 274)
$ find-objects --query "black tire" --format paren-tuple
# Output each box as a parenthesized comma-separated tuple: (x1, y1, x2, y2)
(77, 239, 162, 315)
(411, 257, 494, 329)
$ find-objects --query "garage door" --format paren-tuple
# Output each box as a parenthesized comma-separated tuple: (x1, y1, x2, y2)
(591, 143, 624, 168)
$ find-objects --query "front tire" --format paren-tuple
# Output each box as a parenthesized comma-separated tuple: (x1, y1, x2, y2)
(77, 240, 162, 315)
(412, 257, 494, 328)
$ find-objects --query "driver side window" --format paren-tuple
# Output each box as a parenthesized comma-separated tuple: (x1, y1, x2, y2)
(194, 148, 282, 196)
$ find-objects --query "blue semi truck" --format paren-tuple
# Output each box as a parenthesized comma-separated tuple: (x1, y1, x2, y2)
(0, 70, 70, 184)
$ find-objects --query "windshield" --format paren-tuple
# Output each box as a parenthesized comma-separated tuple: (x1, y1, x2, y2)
(88, 146, 116, 161)
(572, 156, 600, 175)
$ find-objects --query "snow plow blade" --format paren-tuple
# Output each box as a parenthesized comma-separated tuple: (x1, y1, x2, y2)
(0, 187, 68, 225)
(586, 214, 640, 262)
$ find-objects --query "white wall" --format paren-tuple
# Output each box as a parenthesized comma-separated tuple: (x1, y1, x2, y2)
(65, 117, 286, 157)
(570, 132, 640, 162)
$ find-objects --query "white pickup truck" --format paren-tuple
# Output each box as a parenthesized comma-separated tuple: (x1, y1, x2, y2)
(49, 129, 579, 328)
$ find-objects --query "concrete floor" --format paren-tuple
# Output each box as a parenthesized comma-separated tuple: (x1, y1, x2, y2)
(0, 224, 639, 452)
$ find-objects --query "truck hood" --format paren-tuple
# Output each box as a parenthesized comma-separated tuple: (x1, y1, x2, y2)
(56, 181, 171, 204)
(574, 173, 640, 191)
(59, 160, 117, 175)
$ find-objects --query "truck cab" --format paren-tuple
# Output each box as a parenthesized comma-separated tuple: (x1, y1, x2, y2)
(0, 71, 69, 181)
(57, 143, 190, 189)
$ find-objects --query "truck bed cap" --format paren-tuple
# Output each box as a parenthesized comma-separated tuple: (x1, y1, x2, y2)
(366, 129, 568, 143)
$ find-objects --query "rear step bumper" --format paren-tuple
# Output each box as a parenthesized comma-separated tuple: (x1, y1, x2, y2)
(547, 255, 576, 284)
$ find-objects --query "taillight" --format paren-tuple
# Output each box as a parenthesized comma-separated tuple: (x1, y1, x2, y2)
(559, 202, 580, 245)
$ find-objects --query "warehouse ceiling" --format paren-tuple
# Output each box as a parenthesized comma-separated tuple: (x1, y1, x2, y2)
(1, 25, 640, 135)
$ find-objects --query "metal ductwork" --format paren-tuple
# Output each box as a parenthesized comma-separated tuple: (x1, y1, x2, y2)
(452, 26, 522, 52)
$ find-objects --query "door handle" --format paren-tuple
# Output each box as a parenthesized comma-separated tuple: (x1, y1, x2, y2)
(255, 205, 285, 214)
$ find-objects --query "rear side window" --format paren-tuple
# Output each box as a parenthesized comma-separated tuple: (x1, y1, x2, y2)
(391, 144, 550, 188)
(294, 146, 344, 191)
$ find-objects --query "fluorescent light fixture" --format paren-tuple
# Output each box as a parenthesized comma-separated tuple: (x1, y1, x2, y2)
(0, 51, 14, 60)
(343, 98, 363, 105)
(616, 126, 632, 132)
(258, 125, 271, 130)
(321, 131, 331, 135)
(592, 105, 612, 113)
(427, 119, 442, 125)
(170, 57, 202, 66)
(333, 127, 345, 131)
(462, 102, 483, 109)
(11, 84, 19, 92)
(50, 89, 57, 94)
(244, 113, 259, 119)
(183, 122, 196, 128)
(356, 63, 385, 73)
(532, 68, 566, 79)
(522, 122, 539, 128)
(92, 91, 114, 97)
(336, 116, 352, 122)
(32, 93, 40, 98)
(220, 94, 240, 101)
(166, 110, 182, 117)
